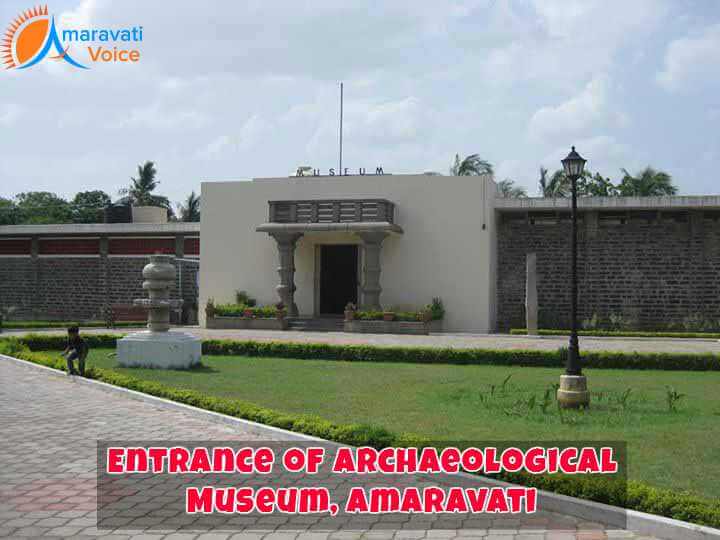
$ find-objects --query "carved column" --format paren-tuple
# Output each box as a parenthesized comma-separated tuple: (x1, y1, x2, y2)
(358, 232, 388, 310)
(269, 232, 303, 317)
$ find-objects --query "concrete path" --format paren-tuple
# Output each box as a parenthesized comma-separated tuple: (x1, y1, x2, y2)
(0, 357, 667, 539)
(4, 326, 720, 354)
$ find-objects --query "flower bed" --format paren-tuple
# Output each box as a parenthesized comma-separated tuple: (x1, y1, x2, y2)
(343, 298, 444, 335)
(206, 302, 288, 330)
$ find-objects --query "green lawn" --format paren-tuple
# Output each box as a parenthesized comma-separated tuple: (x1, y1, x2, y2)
(84, 349, 720, 500)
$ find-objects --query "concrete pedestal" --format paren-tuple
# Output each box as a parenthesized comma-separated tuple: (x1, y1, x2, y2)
(557, 374, 590, 409)
(117, 331, 201, 369)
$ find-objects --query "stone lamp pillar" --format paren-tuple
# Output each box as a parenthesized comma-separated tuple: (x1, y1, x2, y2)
(117, 254, 201, 369)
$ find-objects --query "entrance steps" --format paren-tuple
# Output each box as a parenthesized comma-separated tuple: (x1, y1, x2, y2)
(287, 318, 345, 332)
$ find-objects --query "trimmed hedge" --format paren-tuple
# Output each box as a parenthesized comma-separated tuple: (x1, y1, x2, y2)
(0, 321, 143, 330)
(7, 334, 720, 371)
(201, 339, 720, 371)
(17, 333, 122, 350)
(1, 338, 719, 528)
(214, 304, 278, 318)
(510, 328, 720, 339)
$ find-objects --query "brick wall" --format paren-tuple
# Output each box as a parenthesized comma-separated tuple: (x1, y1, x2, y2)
(496, 210, 720, 331)
(0, 234, 200, 322)
(37, 258, 105, 319)
(0, 258, 35, 318)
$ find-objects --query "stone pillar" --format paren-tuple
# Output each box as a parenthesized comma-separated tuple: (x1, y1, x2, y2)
(269, 232, 303, 317)
(358, 232, 388, 310)
(30, 236, 39, 319)
(99, 236, 109, 318)
(525, 252, 538, 336)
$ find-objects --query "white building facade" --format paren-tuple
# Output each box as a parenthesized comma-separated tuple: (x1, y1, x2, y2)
(201, 173, 497, 333)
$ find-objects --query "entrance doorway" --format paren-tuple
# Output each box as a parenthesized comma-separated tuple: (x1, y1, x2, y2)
(319, 245, 358, 315)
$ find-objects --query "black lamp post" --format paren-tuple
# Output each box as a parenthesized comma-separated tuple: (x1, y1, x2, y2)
(557, 146, 590, 408)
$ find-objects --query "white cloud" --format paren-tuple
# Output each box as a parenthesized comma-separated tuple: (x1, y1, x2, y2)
(0, 104, 23, 127)
(657, 23, 720, 92)
(528, 78, 608, 141)
(107, 103, 209, 131)
(542, 135, 632, 177)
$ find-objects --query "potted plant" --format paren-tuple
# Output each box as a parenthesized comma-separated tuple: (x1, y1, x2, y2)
(383, 310, 395, 322)
(243, 307, 254, 318)
(420, 308, 433, 324)
(344, 302, 357, 321)
(275, 301, 287, 320)
(205, 298, 215, 319)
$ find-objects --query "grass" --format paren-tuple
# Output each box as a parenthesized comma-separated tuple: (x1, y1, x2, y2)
(78, 349, 720, 500)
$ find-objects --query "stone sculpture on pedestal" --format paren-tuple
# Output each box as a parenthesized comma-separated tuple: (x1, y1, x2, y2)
(117, 254, 201, 369)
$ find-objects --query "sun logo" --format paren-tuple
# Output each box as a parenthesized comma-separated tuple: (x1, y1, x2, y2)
(2, 5, 87, 69)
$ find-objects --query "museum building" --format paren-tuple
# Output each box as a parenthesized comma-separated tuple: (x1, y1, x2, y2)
(3, 172, 720, 333)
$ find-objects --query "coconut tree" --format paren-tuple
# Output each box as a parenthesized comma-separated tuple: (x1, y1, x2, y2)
(617, 167, 677, 196)
(579, 173, 618, 197)
(496, 179, 527, 198)
(178, 191, 201, 222)
(450, 153, 494, 176)
(119, 161, 171, 209)
(539, 168, 571, 197)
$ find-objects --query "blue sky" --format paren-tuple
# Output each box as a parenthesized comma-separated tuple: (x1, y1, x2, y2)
(1, 0, 719, 207)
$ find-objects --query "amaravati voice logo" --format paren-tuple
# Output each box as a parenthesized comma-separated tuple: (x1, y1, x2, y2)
(2, 5, 87, 69)
(2, 5, 143, 71)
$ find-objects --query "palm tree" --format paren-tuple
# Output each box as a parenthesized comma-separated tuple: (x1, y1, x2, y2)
(496, 179, 527, 198)
(119, 161, 170, 209)
(579, 173, 617, 197)
(450, 153, 493, 176)
(178, 191, 201, 222)
(539, 168, 572, 197)
(617, 167, 677, 196)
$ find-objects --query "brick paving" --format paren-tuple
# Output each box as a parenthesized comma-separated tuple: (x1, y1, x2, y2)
(0, 358, 667, 539)
(4, 326, 720, 355)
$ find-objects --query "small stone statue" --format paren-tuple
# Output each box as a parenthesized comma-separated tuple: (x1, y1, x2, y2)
(117, 253, 201, 369)
(134, 254, 183, 332)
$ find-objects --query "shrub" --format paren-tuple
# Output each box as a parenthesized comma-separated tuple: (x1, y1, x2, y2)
(428, 297, 445, 321)
(234, 290, 257, 307)
(510, 328, 720, 339)
(213, 304, 277, 318)
(199, 340, 720, 371)
(6, 335, 720, 372)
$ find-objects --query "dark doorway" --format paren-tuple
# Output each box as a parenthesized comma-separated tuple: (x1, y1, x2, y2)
(319, 245, 358, 315)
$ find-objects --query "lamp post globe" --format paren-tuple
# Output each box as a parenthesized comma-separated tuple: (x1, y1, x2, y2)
(557, 146, 591, 409)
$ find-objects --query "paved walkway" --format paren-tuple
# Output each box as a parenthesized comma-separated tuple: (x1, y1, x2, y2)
(4, 326, 720, 354)
(0, 357, 665, 539)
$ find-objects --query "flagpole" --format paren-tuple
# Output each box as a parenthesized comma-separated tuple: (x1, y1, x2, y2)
(339, 82, 344, 175)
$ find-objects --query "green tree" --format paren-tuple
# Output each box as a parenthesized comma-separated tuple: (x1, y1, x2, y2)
(496, 179, 527, 198)
(617, 167, 677, 196)
(177, 191, 201, 222)
(0, 197, 18, 225)
(72, 190, 111, 223)
(120, 161, 171, 209)
(15, 192, 72, 224)
(539, 168, 571, 197)
(450, 153, 493, 176)
(579, 173, 618, 197)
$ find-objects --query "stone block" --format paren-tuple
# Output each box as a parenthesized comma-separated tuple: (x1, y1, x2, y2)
(117, 331, 201, 369)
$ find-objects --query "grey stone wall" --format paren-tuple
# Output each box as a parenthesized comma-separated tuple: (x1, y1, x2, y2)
(0, 258, 35, 319)
(496, 210, 720, 331)
(0, 255, 200, 323)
